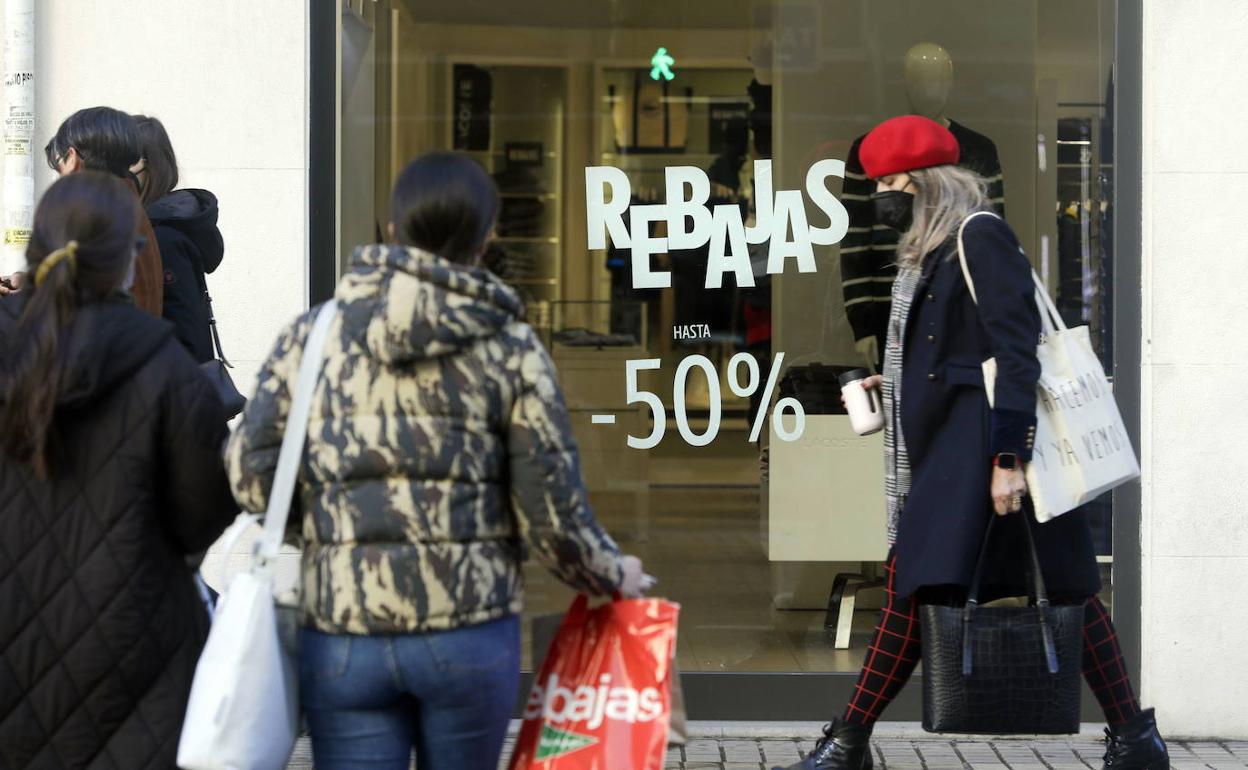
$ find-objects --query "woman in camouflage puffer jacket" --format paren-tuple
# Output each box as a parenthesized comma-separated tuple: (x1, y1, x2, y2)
(225, 152, 646, 770)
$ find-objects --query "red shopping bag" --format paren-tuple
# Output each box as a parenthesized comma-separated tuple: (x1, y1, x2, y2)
(510, 595, 680, 770)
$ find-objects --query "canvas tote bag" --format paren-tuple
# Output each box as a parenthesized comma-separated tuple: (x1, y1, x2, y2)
(178, 300, 339, 770)
(956, 212, 1139, 522)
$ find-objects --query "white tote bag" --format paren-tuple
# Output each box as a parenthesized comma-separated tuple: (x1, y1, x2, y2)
(178, 301, 339, 770)
(957, 212, 1139, 522)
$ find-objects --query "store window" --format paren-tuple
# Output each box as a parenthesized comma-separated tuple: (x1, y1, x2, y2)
(337, 0, 1119, 716)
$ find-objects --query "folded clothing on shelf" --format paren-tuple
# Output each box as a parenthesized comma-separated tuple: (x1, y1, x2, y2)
(552, 327, 637, 348)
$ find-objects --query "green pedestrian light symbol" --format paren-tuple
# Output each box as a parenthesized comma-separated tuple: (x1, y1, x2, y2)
(650, 47, 675, 81)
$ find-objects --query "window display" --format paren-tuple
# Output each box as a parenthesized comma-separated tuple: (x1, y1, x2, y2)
(343, 0, 1119, 718)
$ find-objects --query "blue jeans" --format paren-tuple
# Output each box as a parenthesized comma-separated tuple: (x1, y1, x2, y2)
(300, 616, 521, 770)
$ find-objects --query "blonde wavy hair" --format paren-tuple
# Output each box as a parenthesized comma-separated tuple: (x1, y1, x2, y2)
(895, 164, 990, 269)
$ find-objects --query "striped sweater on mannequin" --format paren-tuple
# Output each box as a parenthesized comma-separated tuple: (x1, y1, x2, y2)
(839, 120, 1005, 367)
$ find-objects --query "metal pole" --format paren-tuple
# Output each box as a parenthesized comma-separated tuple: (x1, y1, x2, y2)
(3, 0, 34, 275)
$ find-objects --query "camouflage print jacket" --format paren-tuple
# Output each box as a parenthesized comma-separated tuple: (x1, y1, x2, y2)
(226, 245, 624, 635)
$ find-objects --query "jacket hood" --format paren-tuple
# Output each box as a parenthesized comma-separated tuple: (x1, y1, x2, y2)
(147, 189, 225, 274)
(335, 244, 524, 364)
(0, 294, 174, 410)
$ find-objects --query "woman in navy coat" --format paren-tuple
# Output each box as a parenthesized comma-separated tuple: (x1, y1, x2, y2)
(778, 117, 1167, 770)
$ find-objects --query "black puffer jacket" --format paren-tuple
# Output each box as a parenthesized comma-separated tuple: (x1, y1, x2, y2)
(148, 189, 225, 364)
(0, 294, 237, 769)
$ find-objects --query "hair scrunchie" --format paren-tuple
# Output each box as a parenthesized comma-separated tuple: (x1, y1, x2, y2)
(33, 241, 79, 287)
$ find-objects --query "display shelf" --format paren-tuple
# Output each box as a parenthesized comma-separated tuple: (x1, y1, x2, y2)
(448, 61, 567, 309)
(600, 151, 723, 161)
(500, 192, 558, 200)
(461, 149, 559, 158)
(496, 236, 560, 244)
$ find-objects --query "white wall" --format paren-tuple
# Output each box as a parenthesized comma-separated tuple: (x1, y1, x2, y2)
(2, 0, 310, 391)
(1141, 0, 1248, 739)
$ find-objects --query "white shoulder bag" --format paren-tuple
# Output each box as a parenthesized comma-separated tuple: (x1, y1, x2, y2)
(178, 300, 339, 770)
(956, 212, 1139, 522)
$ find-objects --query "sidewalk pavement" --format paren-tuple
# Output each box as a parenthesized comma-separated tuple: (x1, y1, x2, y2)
(284, 724, 1248, 769)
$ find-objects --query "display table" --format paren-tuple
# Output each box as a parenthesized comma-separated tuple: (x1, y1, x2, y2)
(768, 414, 887, 561)
(768, 414, 888, 647)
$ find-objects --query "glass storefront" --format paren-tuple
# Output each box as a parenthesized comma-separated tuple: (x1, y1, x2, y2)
(335, 0, 1119, 717)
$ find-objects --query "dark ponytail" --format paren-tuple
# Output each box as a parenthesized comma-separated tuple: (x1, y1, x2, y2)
(0, 172, 141, 478)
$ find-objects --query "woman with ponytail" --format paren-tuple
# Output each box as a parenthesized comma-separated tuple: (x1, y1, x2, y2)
(0, 171, 237, 769)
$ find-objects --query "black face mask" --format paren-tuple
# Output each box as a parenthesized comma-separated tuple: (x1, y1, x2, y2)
(871, 190, 915, 232)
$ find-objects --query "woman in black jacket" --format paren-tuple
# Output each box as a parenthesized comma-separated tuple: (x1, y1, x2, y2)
(134, 114, 225, 364)
(0, 172, 237, 769)
(779, 117, 1167, 770)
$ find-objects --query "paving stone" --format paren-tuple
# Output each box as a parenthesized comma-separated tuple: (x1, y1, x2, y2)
(288, 734, 1248, 770)
(759, 740, 803, 760)
(723, 741, 762, 758)
(725, 752, 763, 762)
(687, 751, 727, 761)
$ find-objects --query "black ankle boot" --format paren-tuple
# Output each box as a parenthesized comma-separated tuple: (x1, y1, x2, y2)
(773, 718, 874, 770)
(1103, 708, 1170, 770)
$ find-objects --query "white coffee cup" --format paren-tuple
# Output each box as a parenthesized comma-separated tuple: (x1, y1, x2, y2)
(839, 368, 884, 436)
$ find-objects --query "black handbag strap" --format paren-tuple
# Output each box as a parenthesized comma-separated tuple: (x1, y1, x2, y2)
(204, 289, 231, 368)
(962, 503, 1060, 677)
(191, 263, 232, 369)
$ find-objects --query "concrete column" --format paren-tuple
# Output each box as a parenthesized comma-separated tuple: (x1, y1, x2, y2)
(1140, 0, 1248, 739)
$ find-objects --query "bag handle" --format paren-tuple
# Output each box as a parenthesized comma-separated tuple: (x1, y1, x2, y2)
(254, 301, 339, 564)
(205, 290, 232, 367)
(961, 504, 1060, 677)
(189, 258, 234, 368)
(955, 211, 1065, 339)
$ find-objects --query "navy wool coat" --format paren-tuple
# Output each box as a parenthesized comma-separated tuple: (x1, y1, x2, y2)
(891, 213, 1100, 600)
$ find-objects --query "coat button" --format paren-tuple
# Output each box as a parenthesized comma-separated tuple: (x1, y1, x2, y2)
(927, 335, 936, 343)
(927, 293, 935, 301)
(927, 373, 937, 381)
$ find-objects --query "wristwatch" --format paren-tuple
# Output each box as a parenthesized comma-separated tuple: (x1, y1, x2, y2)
(993, 452, 1020, 470)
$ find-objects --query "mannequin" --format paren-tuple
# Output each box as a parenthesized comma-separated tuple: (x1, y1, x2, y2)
(903, 42, 954, 122)
(839, 43, 1005, 370)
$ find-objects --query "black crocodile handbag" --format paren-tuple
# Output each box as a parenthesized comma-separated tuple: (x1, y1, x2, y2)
(920, 506, 1084, 735)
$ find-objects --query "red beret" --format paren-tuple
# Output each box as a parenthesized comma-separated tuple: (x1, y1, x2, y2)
(859, 115, 960, 179)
